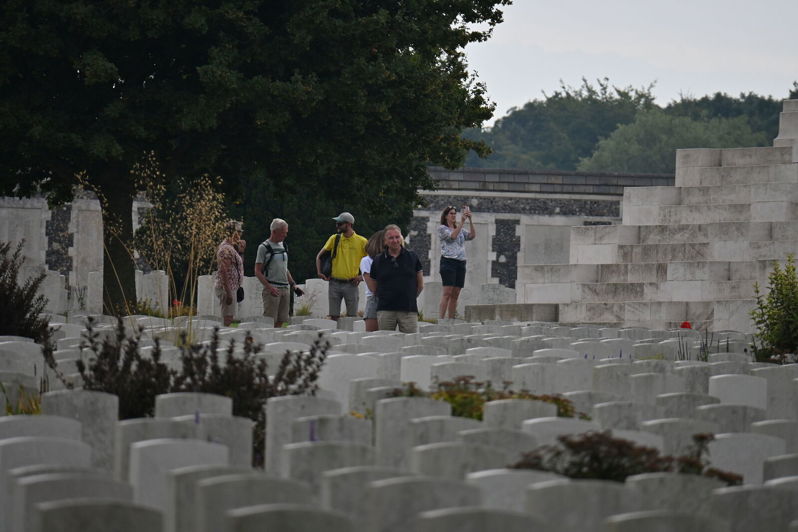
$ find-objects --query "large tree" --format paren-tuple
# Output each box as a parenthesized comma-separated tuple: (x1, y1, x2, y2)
(463, 78, 656, 170)
(577, 109, 768, 174)
(0, 0, 508, 311)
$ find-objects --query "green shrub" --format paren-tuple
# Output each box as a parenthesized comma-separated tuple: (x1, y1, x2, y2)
(0, 241, 53, 347)
(172, 331, 329, 466)
(53, 318, 329, 467)
(751, 255, 798, 363)
(75, 317, 172, 419)
(389, 376, 586, 420)
(511, 431, 741, 486)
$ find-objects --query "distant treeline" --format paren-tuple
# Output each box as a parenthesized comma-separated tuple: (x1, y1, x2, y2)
(464, 78, 798, 174)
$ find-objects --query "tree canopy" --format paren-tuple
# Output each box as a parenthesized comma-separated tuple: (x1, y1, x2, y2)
(465, 79, 798, 173)
(0, 0, 510, 306)
(463, 78, 656, 170)
(577, 109, 768, 174)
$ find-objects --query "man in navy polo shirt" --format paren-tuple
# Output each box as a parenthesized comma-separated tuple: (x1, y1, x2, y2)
(366, 224, 424, 333)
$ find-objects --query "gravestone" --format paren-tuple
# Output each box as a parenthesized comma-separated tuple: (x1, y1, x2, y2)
(195, 473, 312, 532)
(604, 510, 729, 532)
(363, 477, 481, 532)
(526, 479, 643, 532)
(701, 485, 797, 532)
(458, 428, 538, 464)
(40, 390, 118, 471)
(320, 466, 411, 530)
(265, 396, 342, 474)
(374, 397, 451, 469)
(282, 442, 375, 494)
(114, 418, 201, 481)
(409, 441, 508, 479)
(16, 472, 133, 532)
(708, 433, 786, 484)
(129, 438, 229, 511)
(409, 507, 544, 532)
(483, 399, 557, 431)
(33, 500, 163, 532)
(226, 503, 353, 532)
(167, 464, 251, 532)
(173, 414, 253, 467)
(708, 374, 768, 409)
(0, 437, 92, 532)
(466, 468, 563, 511)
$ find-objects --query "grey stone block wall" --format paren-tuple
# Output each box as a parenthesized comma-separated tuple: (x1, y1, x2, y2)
(45, 204, 73, 277)
(491, 219, 520, 288)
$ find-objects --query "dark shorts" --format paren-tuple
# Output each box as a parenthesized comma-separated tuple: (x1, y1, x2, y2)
(440, 257, 466, 288)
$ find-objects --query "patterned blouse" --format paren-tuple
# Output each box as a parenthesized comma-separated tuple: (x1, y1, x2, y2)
(215, 240, 244, 295)
(439, 224, 473, 261)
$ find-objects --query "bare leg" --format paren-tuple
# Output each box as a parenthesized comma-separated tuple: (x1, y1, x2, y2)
(446, 287, 462, 319)
(439, 286, 453, 319)
(364, 318, 378, 332)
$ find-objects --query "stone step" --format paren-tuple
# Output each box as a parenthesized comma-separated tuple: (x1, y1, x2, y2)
(673, 146, 793, 170)
(720, 146, 793, 167)
(597, 263, 667, 283)
(517, 263, 598, 283)
(575, 279, 756, 304)
(616, 243, 711, 263)
(676, 163, 798, 188)
(637, 222, 771, 245)
(569, 224, 638, 246)
(558, 300, 715, 328)
(774, 110, 798, 146)
(624, 203, 753, 225)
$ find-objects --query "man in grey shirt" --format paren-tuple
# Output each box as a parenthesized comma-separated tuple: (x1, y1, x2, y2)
(255, 218, 298, 327)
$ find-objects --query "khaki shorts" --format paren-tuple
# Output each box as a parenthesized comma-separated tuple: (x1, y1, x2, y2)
(377, 310, 418, 333)
(263, 286, 290, 324)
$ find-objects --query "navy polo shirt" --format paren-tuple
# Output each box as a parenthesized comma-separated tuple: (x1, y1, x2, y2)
(370, 247, 423, 312)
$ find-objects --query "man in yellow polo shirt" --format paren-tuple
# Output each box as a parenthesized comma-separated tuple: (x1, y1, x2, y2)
(315, 212, 368, 320)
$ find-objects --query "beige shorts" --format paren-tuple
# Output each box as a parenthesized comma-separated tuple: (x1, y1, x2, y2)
(377, 310, 418, 333)
(263, 286, 290, 324)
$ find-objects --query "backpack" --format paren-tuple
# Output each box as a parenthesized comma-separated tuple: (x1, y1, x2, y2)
(259, 241, 287, 273)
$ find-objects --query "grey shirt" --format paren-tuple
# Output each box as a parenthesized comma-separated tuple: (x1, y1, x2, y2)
(256, 240, 289, 285)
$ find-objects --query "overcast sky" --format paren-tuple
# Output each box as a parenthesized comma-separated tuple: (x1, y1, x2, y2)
(466, 1, 798, 126)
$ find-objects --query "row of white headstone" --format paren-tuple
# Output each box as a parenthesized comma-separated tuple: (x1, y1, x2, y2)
(1, 315, 798, 531)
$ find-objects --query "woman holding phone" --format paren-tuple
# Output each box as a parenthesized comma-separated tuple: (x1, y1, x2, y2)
(438, 204, 475, 320)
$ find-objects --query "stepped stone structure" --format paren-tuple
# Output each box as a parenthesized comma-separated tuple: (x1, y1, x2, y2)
(517, 99, 798, 332)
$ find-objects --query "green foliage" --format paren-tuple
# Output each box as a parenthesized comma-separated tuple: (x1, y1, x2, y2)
(464, 78, 656, 170)
(1, 0, 510, 289)
(578, 109, 768, 174)
(664, 91, 783, 141)
(0, 241, 55, 350)
(60, 317, 329, 466)
(75, 317, 173, 419)
(751, 255, 798, 363)
(465, 82, 797, 174)
(390, 376, 584, 420)
(511, 431, 742, 486)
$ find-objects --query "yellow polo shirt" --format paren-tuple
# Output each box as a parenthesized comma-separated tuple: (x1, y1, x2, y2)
(324, 232, 368, 279)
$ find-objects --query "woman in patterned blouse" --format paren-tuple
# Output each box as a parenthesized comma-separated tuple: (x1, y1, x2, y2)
(438, 205, 476, 320)
(215, 220, 244, 326)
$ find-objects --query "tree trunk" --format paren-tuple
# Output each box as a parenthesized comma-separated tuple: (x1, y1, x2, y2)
(99, 168, 137, 315)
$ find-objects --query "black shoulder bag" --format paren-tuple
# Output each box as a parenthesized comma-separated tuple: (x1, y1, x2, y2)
(319, 233, 342, 277)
